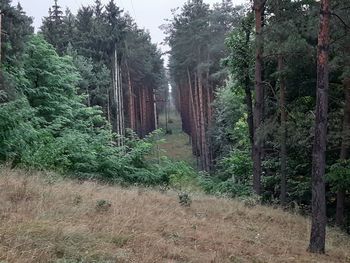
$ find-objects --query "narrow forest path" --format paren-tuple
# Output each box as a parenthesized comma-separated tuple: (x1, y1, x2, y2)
(158, 111, 197, 168)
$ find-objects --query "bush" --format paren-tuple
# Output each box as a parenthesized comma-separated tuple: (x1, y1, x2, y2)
(155, 159, 200, 191)
(200, 176, 252, 198)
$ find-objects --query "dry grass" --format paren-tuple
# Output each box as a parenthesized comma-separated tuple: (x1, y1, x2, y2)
(0, 168, 349, 263)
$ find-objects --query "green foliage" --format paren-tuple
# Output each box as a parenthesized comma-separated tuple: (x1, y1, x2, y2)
(162, 159, 200, 191)
(0, 35, 170, 186)
(200, 176, 252, 198)
(327, 160, 350, 192)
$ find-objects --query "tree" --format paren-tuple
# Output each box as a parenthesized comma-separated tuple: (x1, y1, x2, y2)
(252, 0, 266, 195)
(308, 0, 330, 254)
(41, 0, 65, 54)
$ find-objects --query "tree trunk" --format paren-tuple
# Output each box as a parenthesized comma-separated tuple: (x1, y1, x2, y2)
(243, 25, 254, 148)
(252, 0, 266, 195)
(194, 71, 201, 167)
(188, 68, 200, 157)
(308, 0, 330, 254)
(126, 60, 135, 130)
(198, 68, 209, 171)
(0, 11, 2, 66)
(278, 55, 287, 206)
(336, 78, 350, 226)
(153, 89, 158, 130)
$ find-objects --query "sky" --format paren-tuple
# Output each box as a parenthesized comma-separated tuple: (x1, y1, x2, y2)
(18, 0, 246, 67)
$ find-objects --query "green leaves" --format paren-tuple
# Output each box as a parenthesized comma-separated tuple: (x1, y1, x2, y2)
(0, 35, 170, 186)
(327, 160, 350, 192)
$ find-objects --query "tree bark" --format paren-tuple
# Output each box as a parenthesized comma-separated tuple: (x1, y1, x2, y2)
(278, 55, 287, 206)
(198, 68, 209, 171)
(336, 78, 350, 226)
(243, 24, 254, 148)
(126, 61, 135, 130)
(194, 71, 201, 167)
(308, 0, 330, 254)
(153, 89, 158, 130)
(252, 0, 266, 195)
(188, 68, 200, 157)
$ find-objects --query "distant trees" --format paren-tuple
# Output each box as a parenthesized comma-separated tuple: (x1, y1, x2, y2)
(0, 0, 174, 186)
(165, 0, 243, 171)
(41, 0, 167, 138)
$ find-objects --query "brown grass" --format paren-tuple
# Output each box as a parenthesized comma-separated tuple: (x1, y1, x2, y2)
(0, 168, 349, 263)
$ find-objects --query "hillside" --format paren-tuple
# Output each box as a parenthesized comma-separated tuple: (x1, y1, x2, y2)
(0, 168, 349, 263)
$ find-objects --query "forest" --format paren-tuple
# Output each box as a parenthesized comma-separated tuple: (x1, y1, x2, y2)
(0, 0, 349, 261)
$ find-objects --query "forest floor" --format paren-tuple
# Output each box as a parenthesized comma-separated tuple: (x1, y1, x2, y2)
(0, 168, 350, 263)
(158, 111, 198, 168)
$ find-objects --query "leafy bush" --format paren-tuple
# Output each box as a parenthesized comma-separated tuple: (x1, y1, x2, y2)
(200, 176, 252, 198)
(0, 36, 171, 187)
(327, 160, 350, 191)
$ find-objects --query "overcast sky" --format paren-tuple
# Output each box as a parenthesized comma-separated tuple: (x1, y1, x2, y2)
(19, 0, 246, 45)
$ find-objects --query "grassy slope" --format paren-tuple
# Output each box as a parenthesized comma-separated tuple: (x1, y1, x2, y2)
(158, 112, 197, 168)
(0, 168, 350, 263)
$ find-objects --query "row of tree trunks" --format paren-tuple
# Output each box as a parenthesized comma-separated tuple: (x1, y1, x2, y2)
(110, 56, 157, 139)
(176, 67, 213, 171)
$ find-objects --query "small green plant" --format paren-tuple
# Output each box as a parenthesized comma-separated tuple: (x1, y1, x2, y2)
(95, 200, 112, 212)
(111, 235, 130, 247)
(239, 194, 261, 208)
(178, 192, 192, 207)
(73, 194, 82, 205)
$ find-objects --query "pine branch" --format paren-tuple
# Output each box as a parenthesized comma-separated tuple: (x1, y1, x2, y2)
(330, 12, 350, 30)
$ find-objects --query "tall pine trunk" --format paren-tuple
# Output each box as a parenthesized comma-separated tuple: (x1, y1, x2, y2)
(278, 55, 287, 206)
(243, 24, 254, 148)
(126, 61, 135, 130)
(308, 0, 330, 254)
(336, 79, 350, 226)
(198, 68, 209, 171)
(253, 0, 266, 195)
(194, 71, 201, 168)
(188, 68, 200, 157)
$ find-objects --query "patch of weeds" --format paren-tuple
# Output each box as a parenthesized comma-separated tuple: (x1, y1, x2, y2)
(229, 256, 243, 263)
(7, 180, 34, 203)
(73, 194, 82, 205)
(111, 235, 130, 247)
(239, 195, 261, 208)
(178, 192, 192, 207)
(95, 200, 112, 212)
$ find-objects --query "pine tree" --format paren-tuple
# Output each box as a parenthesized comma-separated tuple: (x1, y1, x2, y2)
(308, 0, 330, 254)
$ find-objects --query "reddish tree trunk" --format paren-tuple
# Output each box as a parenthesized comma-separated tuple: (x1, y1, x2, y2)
(308, 0, 330, 254)
(194, 72, 201, 167)
(188, 69, 200, 156)
(198, 69, 209, 171)
(126, 62, 135, 130)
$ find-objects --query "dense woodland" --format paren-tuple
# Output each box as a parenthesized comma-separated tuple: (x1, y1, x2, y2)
(0, 0, 349, 255)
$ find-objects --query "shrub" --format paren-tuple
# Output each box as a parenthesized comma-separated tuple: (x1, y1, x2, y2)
(95, 200, 112, 212)
(200, 176, 252, 198)
(178, 192, 192, 207)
